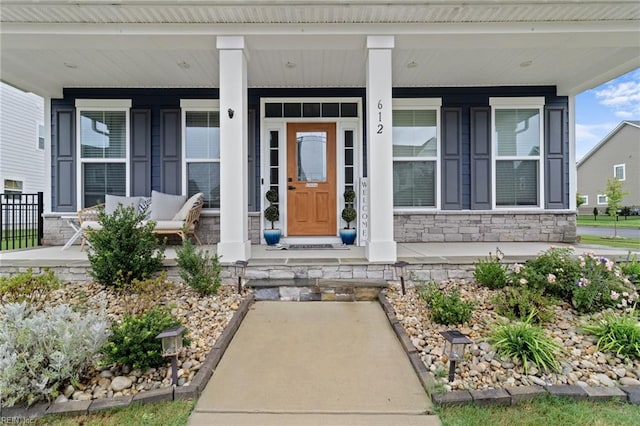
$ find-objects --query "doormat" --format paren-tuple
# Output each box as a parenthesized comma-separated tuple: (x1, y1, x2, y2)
(266, 243, 350, 250)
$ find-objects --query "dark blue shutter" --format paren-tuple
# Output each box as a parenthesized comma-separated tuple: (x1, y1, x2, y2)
(54, 109, 76, 212)
(160, 109, 181, 194)
(130, 109, 151, 196)
(441, 108, 462, 210)
(470, 107, 492, 209)
(545, 105, 567, 209)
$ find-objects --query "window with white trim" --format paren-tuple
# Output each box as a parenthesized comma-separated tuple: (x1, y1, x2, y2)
(614, 164, 625, 181)
(76, 100, 131, 208)
(3, 179, 23, 194)
(491, 97, 544, 207)
(37, 124, 45, 150)
(392, 99, 441, 208)
(580, 195, 589, 206)
(181, 100, 220, 209)
(597, 194, 608, 205)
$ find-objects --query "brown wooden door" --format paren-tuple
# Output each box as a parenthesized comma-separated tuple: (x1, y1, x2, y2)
(286, 122, 336, 236)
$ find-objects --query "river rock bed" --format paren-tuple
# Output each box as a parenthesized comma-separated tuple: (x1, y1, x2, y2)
(386, 281, 640, 393)
(40, 281, 246, 403)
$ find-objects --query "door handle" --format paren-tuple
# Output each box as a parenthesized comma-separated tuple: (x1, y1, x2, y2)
(288, 185, 295, 190)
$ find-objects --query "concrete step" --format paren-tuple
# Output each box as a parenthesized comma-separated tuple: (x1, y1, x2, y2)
(247, 278, 388, 301)
(189, 412, 441, 425)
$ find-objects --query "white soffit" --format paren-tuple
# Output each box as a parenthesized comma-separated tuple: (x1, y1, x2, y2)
(1, 2, 639, 97)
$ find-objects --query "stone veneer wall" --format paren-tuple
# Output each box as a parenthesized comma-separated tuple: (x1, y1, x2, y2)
(42, 212, 263, 246)
(394, 211, 577, 243)
(43, 210, 575, 246)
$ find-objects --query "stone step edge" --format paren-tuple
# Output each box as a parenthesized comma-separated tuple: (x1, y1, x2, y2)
(247, 278, 389, 288)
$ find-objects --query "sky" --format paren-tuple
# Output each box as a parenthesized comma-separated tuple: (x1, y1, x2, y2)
(575, 67, 640, 160)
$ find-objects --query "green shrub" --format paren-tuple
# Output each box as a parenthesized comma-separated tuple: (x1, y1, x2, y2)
(0, 302, 110, 407)
(517, 247, 581, 299)
(583, 310, 640, 359)
(418, 282, 474, 325)
(0, 268, 59, 304)
(621, 253, 640, 286)
(572, 253, 634, 313)
(119, 273, 175, 315)
(87, 205, 165, 287)
(488, 312, 562, 374)
(474, 255, 508, 289)
(176, 239, 222, 296)
(102, 307, 187, 371)
(491, 286, 555, 323)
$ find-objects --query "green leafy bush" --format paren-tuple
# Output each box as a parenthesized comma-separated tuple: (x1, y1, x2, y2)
(583, 310, 640, 359)
(176, 239, 222, 296)
(514, 247, 581, 299)
(491, 286, 555, 323)
(572, 253, 634, 313)
(418, 282, 474, 325)
(119, 273, 175, 315)
(621, 253, 640, 286)
(474, 254, 508, 289)
(488, 312, 562, 373)
(87, 205, 165, 287)
(0, 268, 59, 304)
(102, 307, 187, 371)
(0, 302, 110, 407)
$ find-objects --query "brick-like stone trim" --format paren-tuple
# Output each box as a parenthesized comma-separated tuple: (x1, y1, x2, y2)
(394, 211, 577, 243)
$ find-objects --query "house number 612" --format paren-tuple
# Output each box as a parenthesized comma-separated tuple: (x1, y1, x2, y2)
(377, 99, 384, 134)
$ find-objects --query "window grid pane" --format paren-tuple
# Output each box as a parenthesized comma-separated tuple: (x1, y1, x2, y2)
(80, 111, 126, 159)
(188, 163, 220, 209)
(393, 161, 436, 207)
(495, 160, 538, 206)
(186, 111, 220, 159)
(83, 163, 126, 208)
(392, 110, 437, 157)
(495, 109, 540, 157)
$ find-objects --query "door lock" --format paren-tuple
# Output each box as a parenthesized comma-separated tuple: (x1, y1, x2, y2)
(288, 185, 295, 190)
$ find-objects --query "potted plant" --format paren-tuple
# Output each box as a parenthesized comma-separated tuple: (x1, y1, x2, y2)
(340, 188, 357, 245)
(263, 188, 281, 245)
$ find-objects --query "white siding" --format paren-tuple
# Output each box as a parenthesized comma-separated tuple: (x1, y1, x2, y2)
(0, 82, 46, 194)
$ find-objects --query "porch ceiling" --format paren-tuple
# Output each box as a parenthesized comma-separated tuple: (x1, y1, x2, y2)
(1, 1, 639, 98)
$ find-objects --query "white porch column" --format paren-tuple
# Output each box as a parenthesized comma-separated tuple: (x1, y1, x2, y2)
(44, 96, 52, 213)
(365, 36, 397, 262)
(217, 36, 251, 262)
(568, 95, 577, 211)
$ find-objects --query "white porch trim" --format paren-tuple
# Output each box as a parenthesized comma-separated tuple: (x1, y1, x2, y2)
(365, 35, 397, 263)
(217, 36, 251, 262)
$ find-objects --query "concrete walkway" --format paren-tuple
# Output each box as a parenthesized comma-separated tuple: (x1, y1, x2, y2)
(188, 302, 440, 426)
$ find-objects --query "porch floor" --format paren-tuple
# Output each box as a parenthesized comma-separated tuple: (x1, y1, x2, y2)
(0, 241, 635, 267)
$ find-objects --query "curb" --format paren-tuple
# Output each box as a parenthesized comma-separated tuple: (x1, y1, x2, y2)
(0, 293, 255, 420)
(378, 291, 640, 408)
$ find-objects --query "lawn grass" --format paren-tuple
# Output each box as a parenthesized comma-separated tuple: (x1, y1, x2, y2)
(438, 395, 640, 426)
(578, 234, 640, 250)
(578, 215, 640, 228)
(1, 229, 38, 250)
(39, 399, 195, 426)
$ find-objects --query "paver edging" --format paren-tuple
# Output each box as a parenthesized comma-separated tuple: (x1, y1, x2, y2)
(378, 289, 640, 408)
(1, 292, 255, 421)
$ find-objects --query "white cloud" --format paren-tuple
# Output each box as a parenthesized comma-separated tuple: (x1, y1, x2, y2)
(575, 122, 618, 160)
(595, 77, 640, 118)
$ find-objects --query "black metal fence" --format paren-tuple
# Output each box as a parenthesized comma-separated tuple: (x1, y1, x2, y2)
(0, 192, 44, 250)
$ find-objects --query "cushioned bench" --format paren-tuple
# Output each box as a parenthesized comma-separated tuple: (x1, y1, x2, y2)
(78, 191, 204, 250)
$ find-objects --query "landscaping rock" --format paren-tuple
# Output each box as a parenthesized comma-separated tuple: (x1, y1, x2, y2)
(111, 376, 133, 392)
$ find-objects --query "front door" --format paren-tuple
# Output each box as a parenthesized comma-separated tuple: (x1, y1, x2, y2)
(286, 122, 336, 236)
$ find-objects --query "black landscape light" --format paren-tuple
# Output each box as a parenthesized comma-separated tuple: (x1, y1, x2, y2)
(440, 329, 473, 382)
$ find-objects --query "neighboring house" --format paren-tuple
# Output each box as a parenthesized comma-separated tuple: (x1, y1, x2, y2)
(577, 121, 640, 215)
(1, 1, 639, 262)
(0, 82, 46, 196)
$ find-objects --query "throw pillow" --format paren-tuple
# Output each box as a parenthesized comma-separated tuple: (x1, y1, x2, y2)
(149, 190, 187, 220)
(105, 195, 142, 215)
(172, 193, 204, 221)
